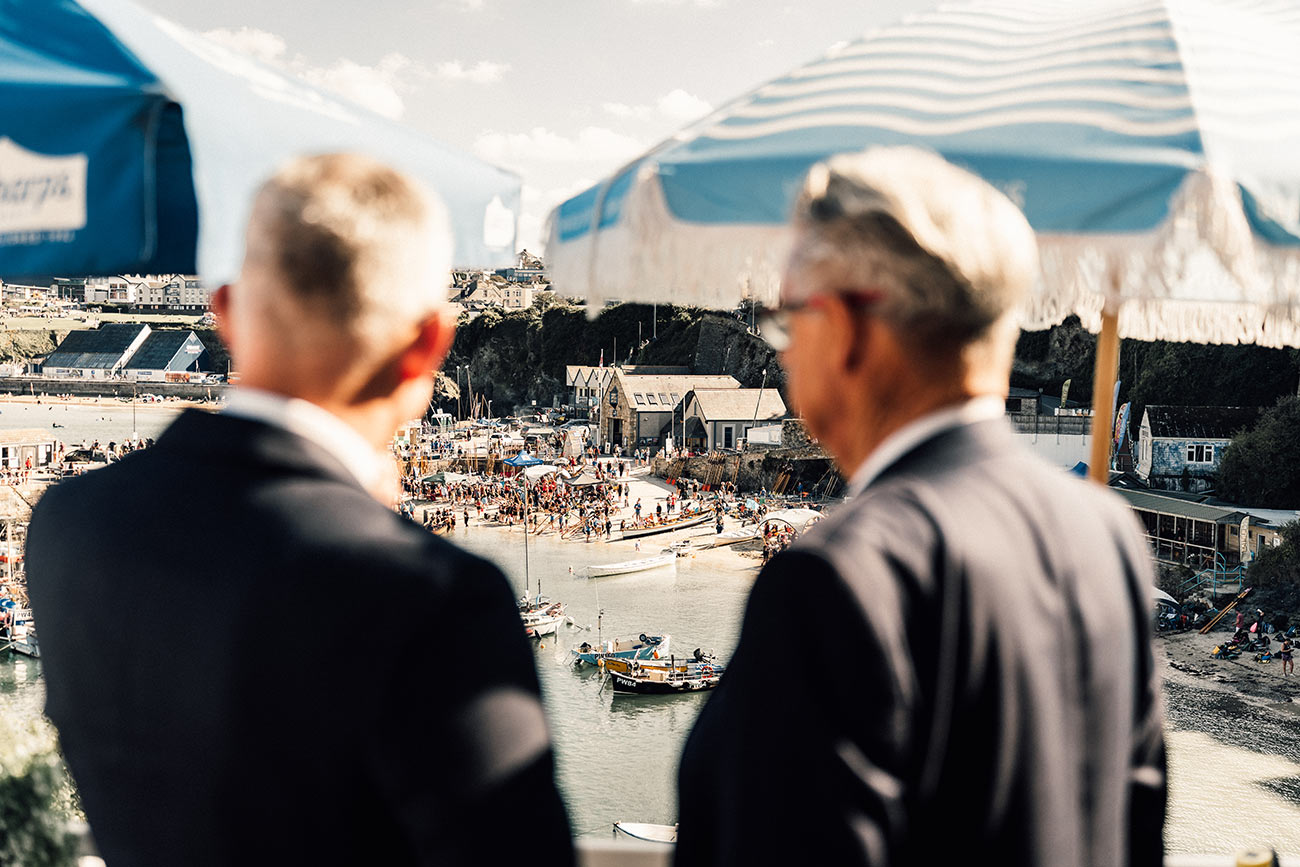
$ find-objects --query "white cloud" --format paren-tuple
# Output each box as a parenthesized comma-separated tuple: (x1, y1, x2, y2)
(435, 60, 511, 84)
(630, 0, 721, 6)
(445, 0, 485, 8)
(202, 26, 287, 64)
(601, 89, 712, 123)
(474, 126, 644, 170)
(202, 27, 505, 122)
(602, 102, 651, 120)
(656, 88, 712, 122)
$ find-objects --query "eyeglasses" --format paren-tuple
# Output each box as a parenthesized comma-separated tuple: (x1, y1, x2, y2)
(756, 290, 881, 352)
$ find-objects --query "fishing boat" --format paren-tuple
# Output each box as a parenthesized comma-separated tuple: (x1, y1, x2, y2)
(613, 822, 678, 844)
(587, 552, 675, 578)
(0, 606, 39, 658)
(602, 652, 724, 695)
(571, 633, 669, 667)
(620, 512, 712, 540)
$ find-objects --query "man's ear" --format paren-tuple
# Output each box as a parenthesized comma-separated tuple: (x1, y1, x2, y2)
(820, 294, 862, 374)
(398, 309, 456, 382)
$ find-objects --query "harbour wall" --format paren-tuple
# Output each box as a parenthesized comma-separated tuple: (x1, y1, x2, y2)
(0, 376, 228, 402)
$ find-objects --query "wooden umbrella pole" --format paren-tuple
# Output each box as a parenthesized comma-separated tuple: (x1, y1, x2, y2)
(1088, 307, 1121, 484)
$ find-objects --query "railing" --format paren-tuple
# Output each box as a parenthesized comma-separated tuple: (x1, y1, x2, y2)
(66, 825, 1300, 866)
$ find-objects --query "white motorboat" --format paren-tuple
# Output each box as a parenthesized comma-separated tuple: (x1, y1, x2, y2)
(587, 552, 676, 578)
(613, 822, 678, 844)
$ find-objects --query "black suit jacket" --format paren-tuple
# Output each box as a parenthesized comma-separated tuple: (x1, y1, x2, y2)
(27, 410, 573, 866)
(677, 419, 1165, 866)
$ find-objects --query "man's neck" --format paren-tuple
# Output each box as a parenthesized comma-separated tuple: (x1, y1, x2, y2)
(833, 384, 978, 474)
(234, 376, 399, 452)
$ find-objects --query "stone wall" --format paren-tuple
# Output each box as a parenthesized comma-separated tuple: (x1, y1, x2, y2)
(0, 376, 228, 401)
(654, 443, 843, 497)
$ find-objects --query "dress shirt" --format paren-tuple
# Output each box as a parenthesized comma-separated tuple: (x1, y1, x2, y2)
(846, 395, 1006, 497)
(222, 388, 393, 495)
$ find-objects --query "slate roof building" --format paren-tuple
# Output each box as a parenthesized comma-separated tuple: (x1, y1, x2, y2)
(121, 330, 209, 382)
(601, 368, 740, 450)
(42, 324, 209, 381)
(41, 323, 151, 379)
(682, 387, 788, 451)
(1135, 405, 1262, 493)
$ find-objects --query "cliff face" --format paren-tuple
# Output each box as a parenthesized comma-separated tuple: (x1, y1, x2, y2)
(444, 303, 783, 413)
(0, 330, 67, 364)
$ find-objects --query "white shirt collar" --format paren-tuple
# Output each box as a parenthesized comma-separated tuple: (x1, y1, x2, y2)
(846, 395, 1006, 497)
(222, 388, 394, 494)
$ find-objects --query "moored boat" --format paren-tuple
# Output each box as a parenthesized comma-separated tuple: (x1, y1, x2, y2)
(587, 552, 675, 578)
(520, 597, 566, 639)
(571, 633, 669, 667)
(706, 526, 758, 548)
(0, 606, 39, 658)
(602, 652, 723, 694)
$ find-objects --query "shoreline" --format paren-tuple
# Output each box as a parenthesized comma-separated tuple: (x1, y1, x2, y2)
(1159, 629, 1300, 714)
(0, 394, 213, 410)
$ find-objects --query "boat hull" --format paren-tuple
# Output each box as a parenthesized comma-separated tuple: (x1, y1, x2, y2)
(613, 822, 678, 844)
(587, 554, 676, 577)
(608, 670, 719, 694)
(620, 514, 711, 540)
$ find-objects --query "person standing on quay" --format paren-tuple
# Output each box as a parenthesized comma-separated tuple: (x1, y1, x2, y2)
(676, 147, 1165, 866)
(27, 154, 573, 866)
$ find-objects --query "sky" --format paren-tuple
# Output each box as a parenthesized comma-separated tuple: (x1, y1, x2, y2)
(137, 0, 936, 253)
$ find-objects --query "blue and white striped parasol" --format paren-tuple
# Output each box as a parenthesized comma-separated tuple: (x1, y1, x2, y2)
(1, 0, 520, 280)
(546, 0, 1300, 348)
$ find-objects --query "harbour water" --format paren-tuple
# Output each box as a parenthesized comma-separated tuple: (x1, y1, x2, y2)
(1, 404, 1298, 853)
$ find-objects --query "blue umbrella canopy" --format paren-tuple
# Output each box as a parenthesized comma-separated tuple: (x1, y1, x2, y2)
(504, 451, 544, 468)
(547, 0, 1300, 347)
(0, 0, 519, 280)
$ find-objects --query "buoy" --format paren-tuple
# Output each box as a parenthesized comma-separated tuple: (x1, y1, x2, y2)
(539, 643, 545, 649)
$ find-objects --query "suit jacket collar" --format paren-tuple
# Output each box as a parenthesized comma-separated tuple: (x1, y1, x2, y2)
(154, 409, 367, 491)
(870, 415, 1017, 489)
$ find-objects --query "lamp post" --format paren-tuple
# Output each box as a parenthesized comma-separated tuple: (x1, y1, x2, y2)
(456, 365, 463, 422)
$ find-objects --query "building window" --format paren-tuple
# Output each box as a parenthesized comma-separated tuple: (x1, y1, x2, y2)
(646, 394, 658, 405)
(1186, 444, 1213, 463)
(658, 393, 670, 404)
(634, 394, 646, 405)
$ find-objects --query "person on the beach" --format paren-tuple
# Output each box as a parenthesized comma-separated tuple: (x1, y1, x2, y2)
(1281, 637, 1294, 676)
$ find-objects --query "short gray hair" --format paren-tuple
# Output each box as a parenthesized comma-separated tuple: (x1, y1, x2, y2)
(246, 153, 452, 344)
(788, 146, 1038, 346)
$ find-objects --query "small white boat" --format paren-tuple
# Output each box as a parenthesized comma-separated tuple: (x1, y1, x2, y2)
(613, 822, 678, 844)
(588, 552, 676, 578)
(706, 526, 758, 548)
(521, 600, 566, 639)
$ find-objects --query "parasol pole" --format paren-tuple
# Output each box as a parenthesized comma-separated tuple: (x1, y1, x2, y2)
(1088, 305, 1121, 484)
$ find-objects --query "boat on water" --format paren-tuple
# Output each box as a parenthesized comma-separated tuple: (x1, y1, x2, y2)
(0, 606, 39, 658)
(602, 652, 724, 695)
(519, 592, 567, 639)
(613, 822, 678, 844)
(621, 512, 712, 540)
(571, 633, 669, 667)
(587, 552, 675, 578)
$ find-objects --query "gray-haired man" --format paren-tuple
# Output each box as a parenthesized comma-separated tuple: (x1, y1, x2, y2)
(29, 154, 573, 866)
(676, 147, 1165, 866)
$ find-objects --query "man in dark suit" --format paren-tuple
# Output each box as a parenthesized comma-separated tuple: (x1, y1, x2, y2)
(27, 154, 573, 865)
(677, 147, 1165, 866)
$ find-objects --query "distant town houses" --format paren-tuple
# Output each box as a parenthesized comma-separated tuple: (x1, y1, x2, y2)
(1135, 405, 1262, 493)
(2, 274, 214, 314)
(40, 322, 211, 382)
(449, 249, 553, 312)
